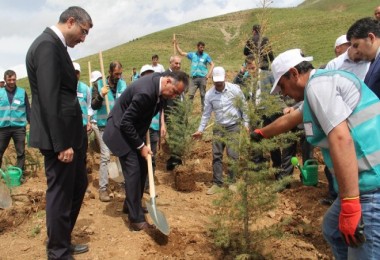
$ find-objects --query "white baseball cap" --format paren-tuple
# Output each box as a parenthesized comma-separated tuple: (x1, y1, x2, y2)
(335, 35, 349, 48)
(212, 66, 225, 82)
(270, 49, 313, 94)
(140, 64, 154, 76)
(73, 62, 81, 72)
(90, 70, 102, 83)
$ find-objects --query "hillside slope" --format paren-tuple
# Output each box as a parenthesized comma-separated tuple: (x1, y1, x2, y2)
(18, 0, 377, 90)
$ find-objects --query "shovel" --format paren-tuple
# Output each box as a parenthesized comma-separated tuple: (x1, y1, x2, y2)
(99, 51, 124, 182)
(145, 130, 170, 235)
(0, 181, 12, 209)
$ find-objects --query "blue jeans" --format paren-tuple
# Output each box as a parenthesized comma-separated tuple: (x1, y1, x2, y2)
(322, 191, 380, 259)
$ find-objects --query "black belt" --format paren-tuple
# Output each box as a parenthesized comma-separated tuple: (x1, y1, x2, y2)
(191, 76, 205, 79)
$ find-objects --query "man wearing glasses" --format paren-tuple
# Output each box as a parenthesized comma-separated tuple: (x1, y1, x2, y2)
(26, 6, 93, 259)
(103, 71, 188, 231)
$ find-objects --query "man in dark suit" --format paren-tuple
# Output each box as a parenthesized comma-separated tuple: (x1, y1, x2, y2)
(347, 17, 380, 98)
(103, 71, 188, 231)
(26, 6, 93, 260)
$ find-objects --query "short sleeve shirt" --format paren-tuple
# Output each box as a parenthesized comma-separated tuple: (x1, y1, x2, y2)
(300, 69, 360, 135)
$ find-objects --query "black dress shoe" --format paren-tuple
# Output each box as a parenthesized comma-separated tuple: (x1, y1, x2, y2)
(122, 205, 148, 214)
(130, 221, 154, 231)
(70, 244, 89, 255)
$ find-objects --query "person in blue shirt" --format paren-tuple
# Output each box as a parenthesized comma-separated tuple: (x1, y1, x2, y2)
(0, 70, 30, 170)
(130, 67, 140, 83)
(175, 40, 214, 111)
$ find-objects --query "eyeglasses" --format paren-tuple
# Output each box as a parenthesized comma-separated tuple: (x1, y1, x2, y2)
(77, 23, 89, 36)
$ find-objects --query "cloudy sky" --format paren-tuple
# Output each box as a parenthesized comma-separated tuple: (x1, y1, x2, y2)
(0, 0, 303, 78)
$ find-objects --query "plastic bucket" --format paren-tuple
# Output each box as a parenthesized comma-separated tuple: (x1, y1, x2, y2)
(302, 159, 318, 186)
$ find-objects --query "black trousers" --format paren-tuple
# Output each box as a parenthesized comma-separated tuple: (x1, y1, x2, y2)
(0, 126, 26, 169)
(41, 143, 87, 259)
(120, 149, 147, 223)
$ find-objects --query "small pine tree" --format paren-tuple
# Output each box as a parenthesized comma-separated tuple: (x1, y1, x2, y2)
(211, 1, 300, 256)
(166, 97, 200, 166)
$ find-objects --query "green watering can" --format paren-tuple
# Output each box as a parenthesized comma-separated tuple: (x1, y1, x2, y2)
(291, 157, 319, 186)
(0, 166, 23, 188)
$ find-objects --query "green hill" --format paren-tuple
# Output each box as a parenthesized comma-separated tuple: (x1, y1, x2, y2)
(19, 0, 378, 90)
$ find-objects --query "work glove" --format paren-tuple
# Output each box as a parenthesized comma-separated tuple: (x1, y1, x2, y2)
(250, 129, 265, 142)
(339, 197, 366, 247)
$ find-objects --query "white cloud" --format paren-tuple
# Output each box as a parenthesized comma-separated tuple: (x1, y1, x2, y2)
(0, 0, 304, 78)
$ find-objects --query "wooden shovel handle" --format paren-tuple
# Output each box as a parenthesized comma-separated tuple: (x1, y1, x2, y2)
(99, 51, 110, 114)
(146, 130, 156, 198)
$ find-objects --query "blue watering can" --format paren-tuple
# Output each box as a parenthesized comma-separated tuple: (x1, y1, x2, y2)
(0, 166, 23, 188)
(291, 157, 319, 186)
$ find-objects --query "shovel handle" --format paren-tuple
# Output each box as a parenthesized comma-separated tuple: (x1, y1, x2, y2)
(146, 130, 156, 198)
(99, 51, 110, 114)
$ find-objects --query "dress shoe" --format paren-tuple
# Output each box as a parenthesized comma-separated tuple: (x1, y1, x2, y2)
(130, 221, 154, 231)
(70, 244, 89, 255)
(99, 190, 111, 202)
(122, 204, 148, 214)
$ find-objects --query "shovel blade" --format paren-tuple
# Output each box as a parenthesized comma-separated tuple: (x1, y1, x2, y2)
(146, 198, 170, 235)
(108, 160, 124, 183)
(0, 181, 12, 209)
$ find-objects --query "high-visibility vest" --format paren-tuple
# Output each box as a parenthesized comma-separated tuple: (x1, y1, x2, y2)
(0, 87, 27, 127)
(77, 81, 89, 126)
(96, 79, 127, 127)
(303, 70, 380, 193)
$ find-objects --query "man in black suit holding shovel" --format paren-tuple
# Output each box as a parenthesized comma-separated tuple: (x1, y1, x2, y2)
(103, 71, 188, 231)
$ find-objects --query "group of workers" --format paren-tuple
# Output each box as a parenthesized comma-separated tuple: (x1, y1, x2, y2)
(0, 4, 379, 260)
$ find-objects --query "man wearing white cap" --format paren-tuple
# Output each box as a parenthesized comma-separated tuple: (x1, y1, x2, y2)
(334, 34, 351, 57)
(193, 66, 249, 195)
(251, 48, 380, 259)
(326, 35, 370, 81)
(322, 35, 370, 206)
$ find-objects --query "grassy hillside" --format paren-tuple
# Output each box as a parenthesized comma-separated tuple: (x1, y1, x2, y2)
(18, 0, 378, 91)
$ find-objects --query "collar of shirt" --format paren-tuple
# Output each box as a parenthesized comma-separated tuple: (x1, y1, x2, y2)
(214, 84, 228, 94)
(50, 25, 66, 48)
(375, 46, 380, 62)
(5, 86, 17, 94)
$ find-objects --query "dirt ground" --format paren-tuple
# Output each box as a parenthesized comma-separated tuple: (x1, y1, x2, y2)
(0, 139, 334, 260)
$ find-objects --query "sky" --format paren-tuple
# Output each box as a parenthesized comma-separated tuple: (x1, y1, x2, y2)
(0, 0, 304, 78)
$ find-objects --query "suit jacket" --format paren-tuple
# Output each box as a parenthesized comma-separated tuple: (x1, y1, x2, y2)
(103, 73, 162, 157)
(364, 54, 380, 99)
(26, 27, 83, 152)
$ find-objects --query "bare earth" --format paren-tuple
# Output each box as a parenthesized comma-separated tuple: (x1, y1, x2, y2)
(0, 141, 333, 260)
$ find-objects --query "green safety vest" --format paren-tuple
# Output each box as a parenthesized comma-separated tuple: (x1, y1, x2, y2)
(303, 70, 380, 193)
(0, 87, 27, 127)
(77, 81, 89, 126)
(96, 79, 127, 127)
